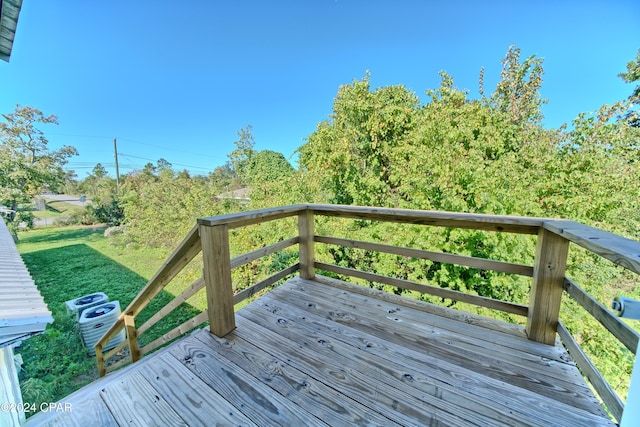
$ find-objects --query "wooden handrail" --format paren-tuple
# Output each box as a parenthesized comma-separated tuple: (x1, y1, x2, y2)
(95, 224, 202, 373)
(564, 277, 639, 354)
(544, 220, 640, 275)
(309, 204, 544, 234)
(92, 203, 639, 424)
(557, 321, 624, 421)
(198, 204, 306, 228)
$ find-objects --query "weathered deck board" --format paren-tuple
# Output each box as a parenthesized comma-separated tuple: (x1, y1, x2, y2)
(165, 339, 327, 426)
(100, 370, 189, 426)
(282, 279, 592, 396)
(26, 276, 616, 427)
(244, 285, 611, 426)
(191, 330, 402, 426)
(40, 395, 117, 427)
(136, 354, 257, 426)
(237, 301, 523, 426)
(235, 310, 479, 427)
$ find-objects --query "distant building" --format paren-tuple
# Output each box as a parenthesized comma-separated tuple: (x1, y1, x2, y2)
(214, 188, 251, 203)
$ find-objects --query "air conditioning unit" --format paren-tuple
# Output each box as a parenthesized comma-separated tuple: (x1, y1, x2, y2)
(65, 292, 109, 320)
(78, 301, 125, 355)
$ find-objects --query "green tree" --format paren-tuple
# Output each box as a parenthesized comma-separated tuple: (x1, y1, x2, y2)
(0, 105, 77, 233)
(91, 163, 108, 179)
(79, 163, 122, 225)
(208, 162, 237, 193)
(62, 169, 80, 195)
(298, 73, 419, 206)
(246, 150, 294, 186)
(618, 48, 640, 127)
(156, 158, 172, 173)
(141, 162, 157, 177)
(488, 45, 546, 126)
(121, 167, 220, 247)
(619, 48, 640, 101)
(228, 125, 256, 186)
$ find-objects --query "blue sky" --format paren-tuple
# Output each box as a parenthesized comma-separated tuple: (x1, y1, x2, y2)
(1, 1, 639, 178)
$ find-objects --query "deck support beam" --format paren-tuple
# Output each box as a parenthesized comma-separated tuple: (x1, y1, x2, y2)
(200, 223, 236, 337)
(527, 228, 569, 345)
(298, 209, 315, 280)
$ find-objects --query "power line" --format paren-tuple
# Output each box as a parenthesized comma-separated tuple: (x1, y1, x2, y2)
(117, 137, 220, 161)
(119, 152, 213, 171)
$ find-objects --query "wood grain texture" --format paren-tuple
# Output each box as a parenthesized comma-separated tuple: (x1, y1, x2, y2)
(564, 277, 639, 354)
(557, 321, 623, 423)
(137, 354, 257, 426)
(242, 298, 533, 426)
(200, 223, 235, 337)
(313, 274, 530, 338)
(230, 236, 299, 269)
(138, 277, 205, 335)
(95, 343, 106, 377)
(100, 370, 188, 426)
(309, 204, 543, 234)
(191, 330, 402, 426)
(167, 335, 327, 426)
(268, 280, 604, 415)
(237, 283, 611, 426)
(527, 228, 569, 345)
(199, 204, 544, 233)
(232, 264, 299, 305)
(544, 220, 640, 275)
(35, 276, 616, 427)
(315, 235, 534, 276)
(235, 309, 479, 427)
(39, 395, 117, 427)
(298, 209, 315, 279)
(293, 278, 578, 369)
(198, 204, 305, 228)
(124, 314, 140, 363)
(316, 261, 529, 316)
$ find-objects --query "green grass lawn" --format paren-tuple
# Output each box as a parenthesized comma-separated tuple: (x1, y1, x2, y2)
(30, 201, 84, 220)
(15, 225, 205, 414)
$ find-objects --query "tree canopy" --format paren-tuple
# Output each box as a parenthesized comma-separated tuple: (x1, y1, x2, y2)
(0, 105, 77, 232)
(21, 45, 640, 401)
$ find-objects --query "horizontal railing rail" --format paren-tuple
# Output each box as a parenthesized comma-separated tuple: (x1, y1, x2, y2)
(315, 262, 530, 316)
(95, 209, 304, 376)
(93, 204, 639, 424)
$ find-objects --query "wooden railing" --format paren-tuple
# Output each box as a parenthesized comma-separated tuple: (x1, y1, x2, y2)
(94, 204, 640, 423)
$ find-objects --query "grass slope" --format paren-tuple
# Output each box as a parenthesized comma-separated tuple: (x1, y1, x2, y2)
(15, 226, 204, 414)
(31, 201, 84, 220)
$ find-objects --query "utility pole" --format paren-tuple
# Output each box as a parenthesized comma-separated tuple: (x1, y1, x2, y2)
(113, 138, 120, 191)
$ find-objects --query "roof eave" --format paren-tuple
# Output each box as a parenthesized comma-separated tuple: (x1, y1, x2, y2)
(0, 0, 24, 63)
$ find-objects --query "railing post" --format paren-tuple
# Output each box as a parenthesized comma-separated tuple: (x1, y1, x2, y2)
(200, 223, 236, 337)
(526, 227, 569, 345)
(96, 345, 106, 377)
(298, 208, 315, 280)
(124, 314, 140, 363)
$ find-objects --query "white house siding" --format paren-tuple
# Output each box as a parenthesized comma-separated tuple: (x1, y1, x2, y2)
(0, 346, 24, 426)
(0, 219, 53, 426)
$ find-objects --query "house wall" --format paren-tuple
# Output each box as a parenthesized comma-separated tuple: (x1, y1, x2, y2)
(0, 346, 25, 426)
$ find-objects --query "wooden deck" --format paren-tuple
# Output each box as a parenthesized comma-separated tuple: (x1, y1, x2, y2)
(28, 276, 615, 426)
